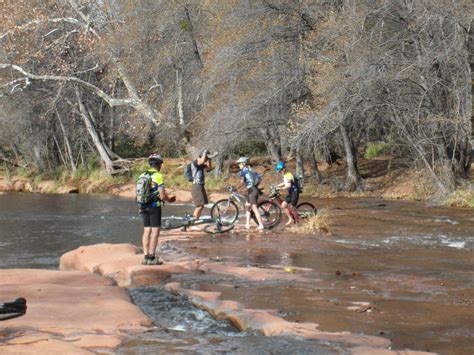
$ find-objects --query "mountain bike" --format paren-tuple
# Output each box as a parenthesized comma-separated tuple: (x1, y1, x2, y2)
(161, 213, 234, 234)
(266, 185, 317, 222)
(210, 186, 281, 229)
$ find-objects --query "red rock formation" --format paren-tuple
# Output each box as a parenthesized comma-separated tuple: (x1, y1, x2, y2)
(0, 269, 150, 353)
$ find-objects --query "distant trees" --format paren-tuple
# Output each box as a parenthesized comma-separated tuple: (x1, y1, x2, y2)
(293, 0, 472, 192)
(1, 0, 471, 194)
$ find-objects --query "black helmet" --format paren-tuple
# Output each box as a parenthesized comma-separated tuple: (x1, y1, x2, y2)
(148, 153, 163, 166)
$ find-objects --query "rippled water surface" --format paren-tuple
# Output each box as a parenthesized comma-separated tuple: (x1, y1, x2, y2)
(0, 192, 189, 269)
(1, 192, 473, 354)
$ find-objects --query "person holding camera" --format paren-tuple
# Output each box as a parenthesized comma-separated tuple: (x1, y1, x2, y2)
(191, 149, 218, 220)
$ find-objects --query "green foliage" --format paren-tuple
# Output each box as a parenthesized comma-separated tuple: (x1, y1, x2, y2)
(300, 183, 319, 197)
(233, 140, 268, 157)
(2, 163, 11, 182)
(205, 175, 227, 191)
(114, 135, 155, 159)
(179, 20, 190, 31)
(160, 162, 188, 188)
(364, 141, 389, 159)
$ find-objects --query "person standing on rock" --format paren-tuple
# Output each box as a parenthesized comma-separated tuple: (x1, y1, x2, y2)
(137, 154, 176, 265)
(191, 149, 218, 220)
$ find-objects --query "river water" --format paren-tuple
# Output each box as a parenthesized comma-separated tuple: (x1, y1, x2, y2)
(0, 192, 473, 354)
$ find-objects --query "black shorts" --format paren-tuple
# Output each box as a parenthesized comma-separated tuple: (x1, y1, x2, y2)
(245, 186, 261, 205)
(141, 206, 162, 227)
(284, 190, 299, 207)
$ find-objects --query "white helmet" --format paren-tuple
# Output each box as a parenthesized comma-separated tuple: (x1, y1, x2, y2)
(236, 156, 249, 164)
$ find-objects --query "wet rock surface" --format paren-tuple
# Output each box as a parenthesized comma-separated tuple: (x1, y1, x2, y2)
(0, 269, 150, 353)
(1, 193, 473, 353)
(164, 198, 474, 354)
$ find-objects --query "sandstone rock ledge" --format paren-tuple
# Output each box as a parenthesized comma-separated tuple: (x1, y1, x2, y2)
(57, 243, 432, 354)
(0, 269, 151, 353)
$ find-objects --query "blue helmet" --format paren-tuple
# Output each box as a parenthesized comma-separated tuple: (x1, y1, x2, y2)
(275, 161, 285, 172)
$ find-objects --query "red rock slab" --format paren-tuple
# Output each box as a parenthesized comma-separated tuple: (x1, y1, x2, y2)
(165, 282, 391, 349)
(110, 182, 135, 198)
(0, 180, 9, 191)
(60, 243, 141, 274)
(1, 336, 93, 354)
(167, 189, 192, 202)
(0, 269, 115, 287)
(0, 269, 150, 353)
(59, 243, 205, 287)
(208, 192, 229, 201)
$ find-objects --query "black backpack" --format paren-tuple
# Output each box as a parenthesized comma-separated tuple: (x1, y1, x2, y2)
(293, 175, 303, 193)
(184, 162, 194, 182)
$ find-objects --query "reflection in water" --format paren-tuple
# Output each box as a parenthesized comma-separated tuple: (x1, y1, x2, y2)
(0, 192, 189, 269)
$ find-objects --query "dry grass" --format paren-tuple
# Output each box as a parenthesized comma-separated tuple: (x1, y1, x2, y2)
(296, 210, 332, 235)
(443, 189, 474, 208)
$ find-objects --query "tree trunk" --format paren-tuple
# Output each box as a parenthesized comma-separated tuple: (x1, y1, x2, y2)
(184, 6, 204, 68)
(214, 154, 225, 177)
(53, 134, 67, 168)
(56, 108, 76, 172)
(176, 68, 185, 127)
(296, 148, 304, 179)
(75, 88, 114, 174)
(340, 125, 360, 191)
(309, 153, 322, 183)
(262, 127, 283, 162)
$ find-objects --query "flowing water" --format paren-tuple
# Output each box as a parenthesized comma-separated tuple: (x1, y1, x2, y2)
(0, 192, 473, 354)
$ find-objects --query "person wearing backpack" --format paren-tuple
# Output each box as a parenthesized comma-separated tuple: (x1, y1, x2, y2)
(236, 157, 264, 230)
(188, 149, 218, 220)
(137, 153, 176, 265)
(275, 161, 300, 225)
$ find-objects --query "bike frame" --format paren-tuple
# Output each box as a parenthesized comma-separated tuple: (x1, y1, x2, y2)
(226, 187, 247, 208)
(267, 188, 299, 221)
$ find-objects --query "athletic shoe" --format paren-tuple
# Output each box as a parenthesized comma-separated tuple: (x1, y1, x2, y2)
(147, 256, 163, 265)
(141, 255, 149, 265)
(257, 225, 265, 230)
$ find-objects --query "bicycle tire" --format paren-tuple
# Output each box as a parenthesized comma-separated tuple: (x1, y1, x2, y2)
(252, 200, 282, 229)
(296, 202, 317, 219)
(203, 221, 234, 234)
(161, 216, 188, 230)
(210, 199, 239, 224)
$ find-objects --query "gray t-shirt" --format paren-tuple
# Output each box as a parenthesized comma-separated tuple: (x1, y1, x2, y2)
(191, 160, 205, 185)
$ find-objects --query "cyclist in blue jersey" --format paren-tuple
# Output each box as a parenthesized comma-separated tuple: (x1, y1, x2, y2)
(236, 157, 264, 230)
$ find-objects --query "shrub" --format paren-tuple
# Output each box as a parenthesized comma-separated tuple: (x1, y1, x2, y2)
(443, 189, 474, 208)
(297, 210, 332, 235)
(364, 141, 389, 159)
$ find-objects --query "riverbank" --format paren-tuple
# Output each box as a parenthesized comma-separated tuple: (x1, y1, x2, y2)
(1, 157, 473, 207)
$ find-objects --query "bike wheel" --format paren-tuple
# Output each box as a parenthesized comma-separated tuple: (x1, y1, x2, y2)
(210, 199, 239, 224)
(161, 216, 188, 230)
(252, 200, 282, 229)
(203, 221, 234, 234)
(296, 202, 317, 219)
